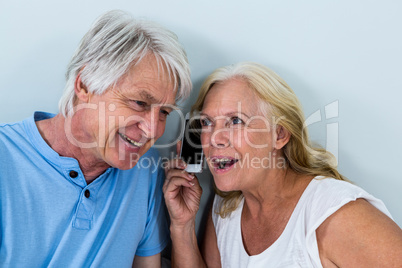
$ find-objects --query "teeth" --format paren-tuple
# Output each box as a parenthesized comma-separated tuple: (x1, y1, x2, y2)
(212, 158, 239, 169)
(119, 133, 144, 147)
(214, 158, 231, 163)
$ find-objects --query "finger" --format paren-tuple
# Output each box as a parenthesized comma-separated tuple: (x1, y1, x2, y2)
(164, 173, 201, 195)
(163, 175, 196, 195)
(176, 140, 182, 156)
(164, 158, 187, 172)
(163, 170, 195, 193)
(163, 170, 193, 196)
(187, 173, 201, 188)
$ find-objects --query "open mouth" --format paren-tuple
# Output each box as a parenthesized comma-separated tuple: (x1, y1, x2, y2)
(118, 132, 144, 147)
(211, 157, 239, 170)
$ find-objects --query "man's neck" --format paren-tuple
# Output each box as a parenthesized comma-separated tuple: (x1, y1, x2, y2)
(36, 114, 110, 184)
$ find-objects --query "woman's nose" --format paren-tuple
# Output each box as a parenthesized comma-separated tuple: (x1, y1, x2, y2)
(210, 125, 230, 148)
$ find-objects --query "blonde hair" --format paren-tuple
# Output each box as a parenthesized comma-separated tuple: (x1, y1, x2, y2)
(192, 62, 347, 218)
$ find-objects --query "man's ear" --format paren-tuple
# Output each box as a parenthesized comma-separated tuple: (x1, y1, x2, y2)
(275, 125, 291, 150)
(74, 72, 90, 102)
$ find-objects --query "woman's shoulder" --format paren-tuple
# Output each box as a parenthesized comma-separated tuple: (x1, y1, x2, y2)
(306, 176, 377, 203)
(301, 176, 393, 230)
(313, 178, 402, 267)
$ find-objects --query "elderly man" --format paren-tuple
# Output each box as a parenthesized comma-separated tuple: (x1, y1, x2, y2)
(0, 10, 191, 267)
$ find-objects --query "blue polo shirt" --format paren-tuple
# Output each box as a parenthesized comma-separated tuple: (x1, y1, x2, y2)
(0, 112, 169, 267)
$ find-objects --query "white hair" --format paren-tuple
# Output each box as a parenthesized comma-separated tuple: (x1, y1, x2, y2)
(59, 10, 192, 117)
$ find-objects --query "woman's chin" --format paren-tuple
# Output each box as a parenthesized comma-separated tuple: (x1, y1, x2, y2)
(214, 179, 240, 193)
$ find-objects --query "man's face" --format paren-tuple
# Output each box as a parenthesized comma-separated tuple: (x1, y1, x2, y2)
(76, 54, 176, 170)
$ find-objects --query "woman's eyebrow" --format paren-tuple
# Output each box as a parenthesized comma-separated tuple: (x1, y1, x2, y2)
(200, 111, 250, 117)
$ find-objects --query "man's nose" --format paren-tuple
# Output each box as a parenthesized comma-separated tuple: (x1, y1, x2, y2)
(138, 109, 160, 139)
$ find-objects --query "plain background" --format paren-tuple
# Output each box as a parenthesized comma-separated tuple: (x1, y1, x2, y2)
(1, 0, 401, 232)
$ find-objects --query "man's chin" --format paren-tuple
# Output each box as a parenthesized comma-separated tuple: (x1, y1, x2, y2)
(127, 158, 141, 170)
(123, 154, 142, 170)
(109, 161, 137, 170)
(105, 151, 142, 170)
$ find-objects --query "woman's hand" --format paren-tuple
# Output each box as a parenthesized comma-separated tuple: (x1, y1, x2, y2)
(163, 142, 203, 228)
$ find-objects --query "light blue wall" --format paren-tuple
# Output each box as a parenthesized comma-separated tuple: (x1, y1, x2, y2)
(1, 0, 401, 228)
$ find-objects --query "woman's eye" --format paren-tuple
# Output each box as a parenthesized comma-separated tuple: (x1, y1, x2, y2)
(231, 117, 243, 125)
(200, 118, 212, 127)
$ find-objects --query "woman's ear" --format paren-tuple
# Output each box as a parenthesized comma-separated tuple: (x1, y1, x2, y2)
(275, 125, 291, 150)
(74, 71, 90, 102)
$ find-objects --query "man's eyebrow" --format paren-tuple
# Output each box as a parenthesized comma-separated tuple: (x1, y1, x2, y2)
(139, 90, 158, 103)
(138, 89, 178, 110)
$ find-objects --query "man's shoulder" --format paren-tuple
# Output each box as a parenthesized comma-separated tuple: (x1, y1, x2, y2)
(0, 114, 37, 139)
(0, 120, 24, 133)
(0, 120, 27, 147)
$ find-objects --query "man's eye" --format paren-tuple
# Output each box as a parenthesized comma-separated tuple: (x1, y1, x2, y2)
(160, 109, 170, 116)
(200, 118, 212, 127)
(159, 109, 170, 120)
(134, 101, 146, 107)
(132, 100, 147, 110)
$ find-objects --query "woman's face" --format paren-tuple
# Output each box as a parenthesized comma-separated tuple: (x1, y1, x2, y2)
(200, 78, 280, 192)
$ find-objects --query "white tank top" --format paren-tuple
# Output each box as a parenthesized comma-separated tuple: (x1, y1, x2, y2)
(212, 177, 393, 268)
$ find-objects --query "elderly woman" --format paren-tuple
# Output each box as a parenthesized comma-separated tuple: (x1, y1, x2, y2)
(163, 62, 402, 267)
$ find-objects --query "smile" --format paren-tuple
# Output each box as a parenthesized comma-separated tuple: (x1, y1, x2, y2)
(211, 157, 239, 170)
(118, 132, 144, 147)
